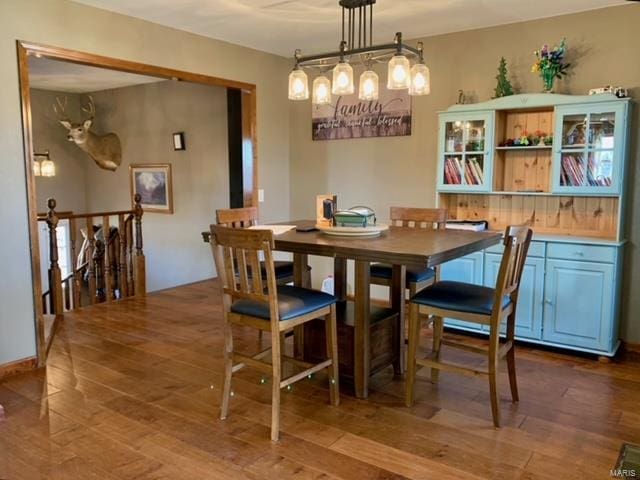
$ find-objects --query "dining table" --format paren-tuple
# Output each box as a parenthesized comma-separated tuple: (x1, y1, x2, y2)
(273, 222, 501, 398)
(204, 221, 502, 399)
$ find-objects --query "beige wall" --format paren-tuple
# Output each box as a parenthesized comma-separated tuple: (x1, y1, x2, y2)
(289, 4, 640, 342)
(87, 81, 229, 291)
(0, 0, 290, 364)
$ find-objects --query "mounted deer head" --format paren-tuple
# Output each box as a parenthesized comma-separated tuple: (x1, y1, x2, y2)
(53, 95, 122, 172)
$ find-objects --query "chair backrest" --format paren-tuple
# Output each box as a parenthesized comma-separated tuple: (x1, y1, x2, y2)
(216, 207, 258, 228)
(209, 225, 279, 320)
(493, 225, 533, 313)
(389, 207, 447, 230)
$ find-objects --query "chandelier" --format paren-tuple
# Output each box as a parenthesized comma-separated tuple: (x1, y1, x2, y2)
(288, 0, 430, 104)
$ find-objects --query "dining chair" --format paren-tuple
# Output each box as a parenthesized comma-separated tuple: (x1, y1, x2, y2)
(209, 225, 340, 441)
(217, 207, 307, 285)
(405, 225, 533, 428)
(370, 207, 448, 302)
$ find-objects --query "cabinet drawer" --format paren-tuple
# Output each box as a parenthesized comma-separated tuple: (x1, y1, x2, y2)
(546, 243, 616, 263)
(485, 240, 545, 258)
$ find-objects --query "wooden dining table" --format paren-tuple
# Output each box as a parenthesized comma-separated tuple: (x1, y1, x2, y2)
(271, 221, 502, 399)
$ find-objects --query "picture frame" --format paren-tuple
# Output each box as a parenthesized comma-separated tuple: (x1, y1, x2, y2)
(129, 163, 174, 214)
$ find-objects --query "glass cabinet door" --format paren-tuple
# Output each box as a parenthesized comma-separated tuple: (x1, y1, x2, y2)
(439, 112, 493, 191)
(553, 103, 625, 194)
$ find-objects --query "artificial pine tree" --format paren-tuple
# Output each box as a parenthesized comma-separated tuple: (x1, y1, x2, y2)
(493, 57, 514, 98)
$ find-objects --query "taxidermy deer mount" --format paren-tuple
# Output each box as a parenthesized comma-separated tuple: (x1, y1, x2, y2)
(53, 96, 122, 171)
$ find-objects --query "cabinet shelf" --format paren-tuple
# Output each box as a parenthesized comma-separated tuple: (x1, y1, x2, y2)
(495, 146, 552, 151)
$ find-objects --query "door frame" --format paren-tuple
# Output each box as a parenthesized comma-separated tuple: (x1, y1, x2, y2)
(16, 40, 259, 367)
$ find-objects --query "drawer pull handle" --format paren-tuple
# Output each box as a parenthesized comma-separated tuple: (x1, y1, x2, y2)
(544, 299, 553, 305)
(574, 251, 584, 256)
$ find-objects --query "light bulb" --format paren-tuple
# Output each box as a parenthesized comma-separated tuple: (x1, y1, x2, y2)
(40, 159, 55, 177)
(33, 160, 41, 177)
(387, 55, 411, 89)
(358, 70, 379, 101)
(332, 61, 354, 95)
(409, 62, 430, 96)
(313, 76, 332, 105)
(288, 67, 309, 100)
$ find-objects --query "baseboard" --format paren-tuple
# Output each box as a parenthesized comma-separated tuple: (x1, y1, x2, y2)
(0, 356, 38, 380)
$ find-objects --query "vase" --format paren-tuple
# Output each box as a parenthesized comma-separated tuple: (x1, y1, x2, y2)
(541, 68, 556, 93)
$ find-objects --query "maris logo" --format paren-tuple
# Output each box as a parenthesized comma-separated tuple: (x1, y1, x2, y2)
(610, 469, 637, 478)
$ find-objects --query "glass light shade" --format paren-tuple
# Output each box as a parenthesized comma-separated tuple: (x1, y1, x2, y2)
(387, 55, 411, 89)
(358, 70, 379, 101)
(409, 62, 430, 96)
(312, 76, 332, 105)
(40, 159, 55, 177)
(33, 160, 41, 176)
(332, 61, 354, 95)
(288, 68, 309, 100)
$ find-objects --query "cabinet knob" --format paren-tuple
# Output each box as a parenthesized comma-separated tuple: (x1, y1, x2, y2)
(544, 299, 553, 305)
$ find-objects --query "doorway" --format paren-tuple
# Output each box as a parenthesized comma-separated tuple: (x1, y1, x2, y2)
(17, 41, 258, 366)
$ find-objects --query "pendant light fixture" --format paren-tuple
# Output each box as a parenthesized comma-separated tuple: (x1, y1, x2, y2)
(288, 51, 309, 100)
(332, 41, 354, 95)
(289, 1, 431, 101)
(358, 69, 379, 101)
(409, 47, 430, 96)
(313, 75, 332, 105)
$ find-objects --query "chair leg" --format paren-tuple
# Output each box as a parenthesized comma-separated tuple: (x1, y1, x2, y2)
(488, 322, 501, 428)
(505, 312, 519, 403)
(405, 302, 420, 407)
(325, 304, 340, 406)
(219, 320, 233, 421)
(431, 316, 443, 384)
(271, 326, 282, 441)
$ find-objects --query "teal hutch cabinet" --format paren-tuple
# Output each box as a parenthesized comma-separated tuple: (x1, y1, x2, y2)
(436, 93, 631, 357)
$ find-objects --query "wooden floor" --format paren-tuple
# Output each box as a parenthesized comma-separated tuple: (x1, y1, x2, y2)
(1, 279, 639, 479)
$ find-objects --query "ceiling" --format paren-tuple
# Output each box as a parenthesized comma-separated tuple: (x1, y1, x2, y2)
(29, 57, 164, 93)
(72, 0, 627, 57)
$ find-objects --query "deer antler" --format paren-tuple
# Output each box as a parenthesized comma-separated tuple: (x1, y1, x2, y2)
(81, 95, 95, 120)
(52, 96, 69, 121)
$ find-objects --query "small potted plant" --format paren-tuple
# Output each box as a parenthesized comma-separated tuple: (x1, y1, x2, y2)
(531, 39, 570, 93)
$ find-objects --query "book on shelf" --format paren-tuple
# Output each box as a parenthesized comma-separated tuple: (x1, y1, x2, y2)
(445, 220, 488, 232)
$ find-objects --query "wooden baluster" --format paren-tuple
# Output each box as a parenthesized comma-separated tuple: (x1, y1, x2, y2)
(134, 194, 146, 296)
(69, 218, 81, 309)
(118, 214, 128, 298)
(63, 277, 71, 310)
(45, 199, 64, 317)
(102, 215, 113, 301)
(127, 216, 134, 296)
(85, 217, 97, 304)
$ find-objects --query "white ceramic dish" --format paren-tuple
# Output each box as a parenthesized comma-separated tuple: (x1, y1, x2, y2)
(316, 224, 389, 237)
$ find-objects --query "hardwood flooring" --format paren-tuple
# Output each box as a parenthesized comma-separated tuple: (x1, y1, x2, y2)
(1, 279, 639, 479)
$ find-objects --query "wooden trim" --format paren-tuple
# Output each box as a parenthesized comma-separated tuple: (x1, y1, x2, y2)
(623, 341, 640, 354)
(0, 356, 38, 380)
(17, 43, 46, 368)
(17, 40, 258, 370)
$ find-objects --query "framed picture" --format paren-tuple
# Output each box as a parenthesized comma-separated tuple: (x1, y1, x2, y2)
(129, 164, 173, 214)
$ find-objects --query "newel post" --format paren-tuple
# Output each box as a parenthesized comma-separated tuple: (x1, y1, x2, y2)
(46, 198, 64, 316)
(133, 194, 146, 296)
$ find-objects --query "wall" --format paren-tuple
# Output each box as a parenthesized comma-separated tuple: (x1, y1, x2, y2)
(0, 0, 291, 365)
(30, 89, 89, 213)
(289, 4, 640, 342)
(87, 81, 229, 291)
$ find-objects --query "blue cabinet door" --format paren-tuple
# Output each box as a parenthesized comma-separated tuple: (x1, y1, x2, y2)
(484, 253, 544, 340)
(439, 252, 484, 332)
(542, 259, 614, 351)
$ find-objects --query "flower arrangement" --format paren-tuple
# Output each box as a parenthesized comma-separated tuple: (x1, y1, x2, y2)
(499, 130, 553, 147)
(531, 39, 570, 93)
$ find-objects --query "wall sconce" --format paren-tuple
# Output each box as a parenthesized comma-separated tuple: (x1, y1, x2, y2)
(173, 132, 185, 151)
(33, 150, 55, 177)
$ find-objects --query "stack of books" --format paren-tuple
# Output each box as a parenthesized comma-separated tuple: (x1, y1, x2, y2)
(445, 220, 488, 232)
(561, 154, 612, 187)
(444, 157, 484, 185)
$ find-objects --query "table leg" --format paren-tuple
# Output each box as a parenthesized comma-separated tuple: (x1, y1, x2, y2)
(391, 264, 407, 376)
(293, 253, 310, 358)
(353, 259, 371, 399)
(333, 257, 347, 301)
